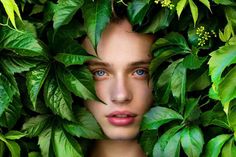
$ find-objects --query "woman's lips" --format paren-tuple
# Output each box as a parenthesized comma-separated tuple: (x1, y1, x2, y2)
(106, 111, 137, 126)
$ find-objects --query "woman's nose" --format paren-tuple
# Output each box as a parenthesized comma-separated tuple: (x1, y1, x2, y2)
(110, 77, 132, 104)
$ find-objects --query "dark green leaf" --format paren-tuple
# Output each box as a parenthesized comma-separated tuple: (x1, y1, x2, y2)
(182, 54, 207, 70)
(53, 0, 84, 31)
(228, 101, 236, 131)
(22, 115, 51, 137)
(28, 152, 42, 157)
(204, 134, 232, 157)
(219, 66, 236, 104)
(53, 127, 83, 157)
(0, 56, 38, 74)
(180, 126, 204, 157)
(0, 73, 15, 116)
(153, 125, 183, 157)
(44, 73, 75, 121)
(54, 53, 94, 67)
(26, 64, 50, 108)
(213, 0, 236, 5)
(184, 98, 200, 120)
(127, 0, 151, 25)
(0, 141, 6, 157)
(0, 96, 22, 129)
(63, 107, 104, 139)
(57, 66, 98, 101)
(0, 26, 47, 57)
(82, 0, 111, 48)
(139, 130, 158, 157)
(141, 106, 183, 130)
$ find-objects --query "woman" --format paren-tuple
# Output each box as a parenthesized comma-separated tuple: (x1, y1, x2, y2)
(83, 17, 154, 157)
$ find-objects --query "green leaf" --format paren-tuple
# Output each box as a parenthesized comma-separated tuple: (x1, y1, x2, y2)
(153, 125, 183, 157)
(141, 106, 183, 130)
(176, 0, 188, 18)
(188, 0, 198, 27)
(221, 137, 236, 157)
(0, 96, 22, 129)
(213, 0, 236, 5)
(57, 66, 98, 101)
(139, 130, 158, 157)
(171, 62, 186, 108)
(0, 57, 38, 74)
(53, 0, 84, 31)
(82, 0, 111, 48)
(38, 128, 54, 157)
(0, 27, 47, 57)
(183, 54, 207, 70)
(208, 45, 236, 86)
(199, 0, 211, 12)
(127, 0, 151, 25)
(184, 98, 200, 121)
(201, 102, 229, 129)
(163, 131, 181, 157)
(204, 134, 232, 157)
(63, 107, 104, 139)
(53, 127, 83, 157)
(26, 64, 50, 108)
(22, 115, 51, 137)
(0, 0, 22, 28)
(54, 53, 94, 67)
(228, 102, 236, 131)
(4, 131, 25, 140)
(0, 141, 6, 157)
(44, 73, 75, 121)
(142, 8, 175, 33)
(219, 66, 236, 104)
(0, 73, 15, 116)
(219, 23, 233, 42)
(5, 140, 20, 157)
(28, 152, 42, 157)
(180, 126, 204, 157)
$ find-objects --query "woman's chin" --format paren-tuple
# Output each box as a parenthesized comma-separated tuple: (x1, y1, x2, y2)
(103, 128, 139, 140)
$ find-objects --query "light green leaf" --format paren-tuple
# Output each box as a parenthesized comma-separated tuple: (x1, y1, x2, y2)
(0, 96, 22, 129)
(153, 125, 183, 157)
(54, 53, 94, 67)
(0, 140, 6, 157)
(141, 106, 183, 130)
(180, 126, 204, 157)
(4, 131, 25, 140)
(0, 27, 47, 57)
(57, 66, 98, 101)
(28, 152, 42, 157)
(82, 0, 111, 48)
(38, 128, 53, 157)
(5, 140, 20, 157)
(176, 0, 188, 18)
(127, 0, 151, 25)
(63, 107, 104, 139)
(0, 0, 22, 28)
(221, 137, 236, 157)
(53, 127, 83, 157)
(0, 57, 38, 74)
(26, 64, 50, 108)
(22, 115, 51, 137)
(204, 134, 232, 157)
(0, 73, 15, 116)
(228, 102, 236, 132)
(44, 73, 75, 121)
(188, 0, 198, 27)
(199, 0, 211, 12)
(53, 0, 84, 31)
(208, 45, 236, 86)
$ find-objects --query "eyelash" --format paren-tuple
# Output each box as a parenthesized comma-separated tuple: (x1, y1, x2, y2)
(91, 68, 149, 80)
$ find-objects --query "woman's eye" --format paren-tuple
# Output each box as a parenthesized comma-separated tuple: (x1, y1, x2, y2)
(93, 70, 107, 77)
(133, 69, 148, 77)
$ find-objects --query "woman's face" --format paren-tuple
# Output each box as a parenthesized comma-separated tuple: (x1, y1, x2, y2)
(83, 19, 153, 140)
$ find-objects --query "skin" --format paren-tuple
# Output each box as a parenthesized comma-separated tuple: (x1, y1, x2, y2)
(83, 19, 154, 157)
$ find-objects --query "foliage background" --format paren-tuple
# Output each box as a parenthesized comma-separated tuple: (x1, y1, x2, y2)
(0, 0, 236, 157)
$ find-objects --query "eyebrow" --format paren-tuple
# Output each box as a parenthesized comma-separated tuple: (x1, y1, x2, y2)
(87, 59, 151, 67)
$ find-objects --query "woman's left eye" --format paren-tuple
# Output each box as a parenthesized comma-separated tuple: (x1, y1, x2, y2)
(133, 69, 148, 77)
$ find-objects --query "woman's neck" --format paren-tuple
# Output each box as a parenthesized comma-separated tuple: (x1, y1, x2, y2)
(89, 139, 146, 157)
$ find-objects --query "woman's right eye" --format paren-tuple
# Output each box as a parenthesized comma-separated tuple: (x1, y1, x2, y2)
(92, 69, 108, 79)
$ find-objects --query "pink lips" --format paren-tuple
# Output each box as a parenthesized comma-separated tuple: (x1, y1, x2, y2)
(106, 111, 137, 126)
